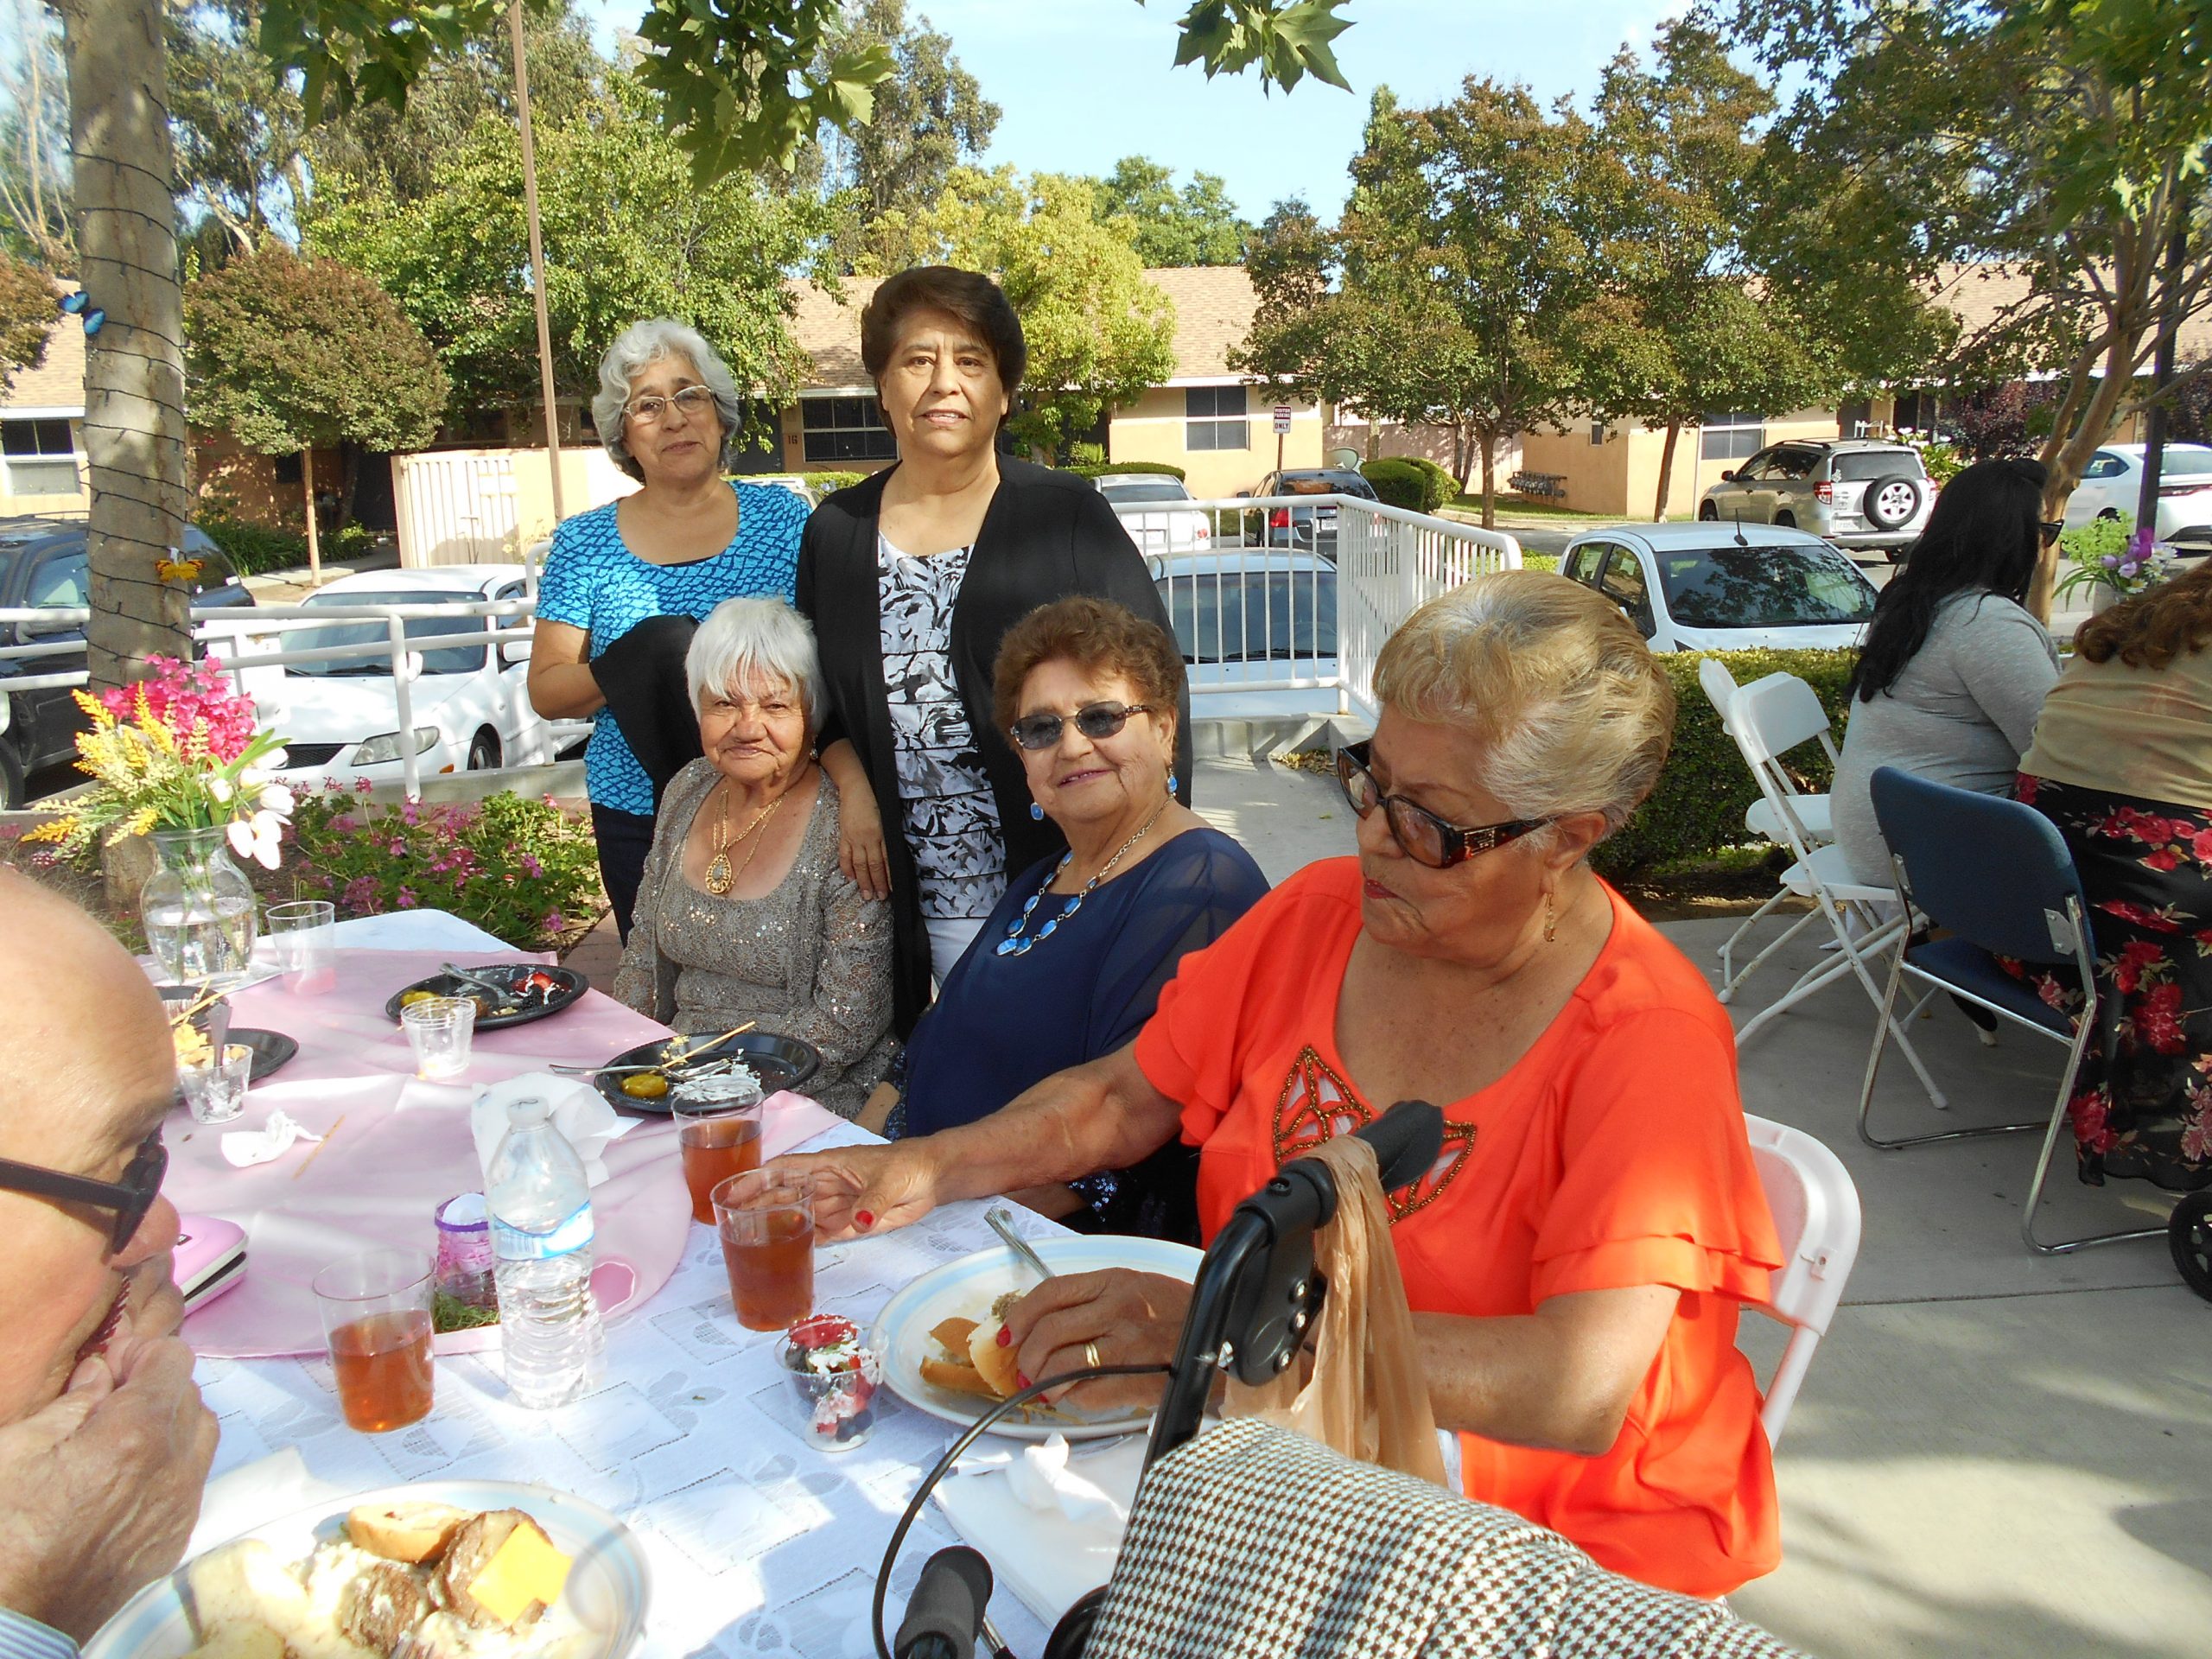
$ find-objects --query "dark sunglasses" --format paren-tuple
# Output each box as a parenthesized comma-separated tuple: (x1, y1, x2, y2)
(0, 1129, 168, 1256)
(1008, 702, 1154, 753)
(2040, 519, 2067, 546)
(1335, 742, 1554, 869)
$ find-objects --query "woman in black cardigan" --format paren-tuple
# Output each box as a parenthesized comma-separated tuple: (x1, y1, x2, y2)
(797, 266, 1191, 1039)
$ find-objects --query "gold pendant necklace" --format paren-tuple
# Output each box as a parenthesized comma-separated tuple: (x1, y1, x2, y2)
(703, 772, 799, 896)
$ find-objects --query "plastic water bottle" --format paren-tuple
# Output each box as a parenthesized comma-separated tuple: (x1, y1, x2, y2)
(486, 1096, 603, 1408)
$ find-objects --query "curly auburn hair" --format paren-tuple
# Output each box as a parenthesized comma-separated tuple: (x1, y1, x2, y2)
(991, 596, 1186, 743)
(2072, 556, 2212, 670)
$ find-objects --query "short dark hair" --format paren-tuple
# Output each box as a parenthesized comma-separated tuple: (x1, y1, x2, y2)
(993, 596, 1186, 741)
(860, 266, 1027, 399)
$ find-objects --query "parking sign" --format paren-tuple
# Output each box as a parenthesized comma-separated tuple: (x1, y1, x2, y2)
(1273, 404, 1294, 434)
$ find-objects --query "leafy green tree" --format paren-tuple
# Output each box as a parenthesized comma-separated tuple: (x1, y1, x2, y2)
(0, 248, 50, 387)
(861, 165, 1179, 459)
(1241, 83, 1595, 526)
(1734, 0, 2212, 615)
(1093, 156, 1251, 264)
(168, 0, 307, 261)
(826, 0, 997, 225)
(1569, 23, 1839, 519)
(308, 73, 837, 422)
(0, 0, 72, 267)
(183, 245, 447, 537)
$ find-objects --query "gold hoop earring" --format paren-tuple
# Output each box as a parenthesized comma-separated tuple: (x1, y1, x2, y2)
(1542, 889, 1558, 944)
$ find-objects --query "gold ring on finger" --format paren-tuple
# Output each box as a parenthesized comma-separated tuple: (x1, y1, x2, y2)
(1084, 1340, 1103, 1370)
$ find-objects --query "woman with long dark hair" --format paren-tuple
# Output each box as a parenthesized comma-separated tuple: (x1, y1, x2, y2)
(1831, 457, 2062, 885)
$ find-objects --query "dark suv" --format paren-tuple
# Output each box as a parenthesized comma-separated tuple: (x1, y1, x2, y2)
(0, 517, 255, 806)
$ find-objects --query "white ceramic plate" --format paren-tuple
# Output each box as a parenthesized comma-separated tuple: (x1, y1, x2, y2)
(871, 1233, 1204, 1441)
(85, 1480, 648, 1659)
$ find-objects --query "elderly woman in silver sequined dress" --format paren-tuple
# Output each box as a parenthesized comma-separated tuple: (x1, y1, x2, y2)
(611, 598, 895, 1115)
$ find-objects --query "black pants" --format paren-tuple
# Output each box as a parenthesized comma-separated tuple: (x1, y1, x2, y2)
(591, 804, 657, 944)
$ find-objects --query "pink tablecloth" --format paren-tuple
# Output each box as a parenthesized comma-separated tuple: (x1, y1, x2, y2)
(167, 947, 846, 1358)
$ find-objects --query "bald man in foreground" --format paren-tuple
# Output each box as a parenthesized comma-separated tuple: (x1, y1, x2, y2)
(0, 874, 218, 1654)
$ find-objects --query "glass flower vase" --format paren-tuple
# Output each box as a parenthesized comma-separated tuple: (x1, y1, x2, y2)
(142, 827, 258, 988)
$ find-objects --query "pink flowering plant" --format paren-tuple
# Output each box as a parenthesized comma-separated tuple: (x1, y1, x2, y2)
(287, 786, 601, 948)
(22, 655, 293, 864)
(2054, 518, 2180, 604)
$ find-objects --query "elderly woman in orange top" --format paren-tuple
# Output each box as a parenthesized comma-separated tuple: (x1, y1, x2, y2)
(753, 571, 1783, 1598)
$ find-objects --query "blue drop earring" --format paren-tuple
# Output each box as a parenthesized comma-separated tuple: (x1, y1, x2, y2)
(1030, 802, 1045, 821)
(1167, 771, 1179, 795)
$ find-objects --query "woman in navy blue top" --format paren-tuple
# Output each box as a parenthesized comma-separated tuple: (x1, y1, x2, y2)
(527, 320, 811, 940)
(890, 597, 1268, 1242)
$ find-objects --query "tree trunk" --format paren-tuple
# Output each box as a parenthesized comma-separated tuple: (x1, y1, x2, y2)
(56, 0, 189, 692)
(1653, 419, 1681, 523)
(302, 445, 321, 584)
(1478, 430, 1497, 530)
(338, 440, 361, 531)
(2031, 327, 2143, 620)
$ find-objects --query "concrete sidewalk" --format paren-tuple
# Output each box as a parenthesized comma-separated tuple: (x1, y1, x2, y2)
(1207, 752, 2209, 1658)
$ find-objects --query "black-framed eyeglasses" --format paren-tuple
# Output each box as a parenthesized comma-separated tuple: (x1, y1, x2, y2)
(0, 1130, 167, 1255)
(1008, 702, 1154, 753)
(1335, 741, 1554, 869)
(2040, 519, 2067, 547)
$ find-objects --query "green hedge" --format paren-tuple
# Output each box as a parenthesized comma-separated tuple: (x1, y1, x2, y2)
(1066, 461, 1188, 480)
(1592, 646, 1855, 876)
(1361, 455, 1455, 512)
(798, 470, 867, 495)
(197, 516, 380, 576)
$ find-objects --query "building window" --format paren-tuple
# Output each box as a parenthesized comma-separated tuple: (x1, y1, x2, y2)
(1, 416, 81, 496)
(1699, 411, 1764, 461)
(800, 396, 898, 464)
(1185, 385, 1249, 452)
(1589, 423, 1606, 445)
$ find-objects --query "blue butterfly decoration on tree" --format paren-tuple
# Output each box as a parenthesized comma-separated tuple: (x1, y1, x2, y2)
(59, 289, 105, 337)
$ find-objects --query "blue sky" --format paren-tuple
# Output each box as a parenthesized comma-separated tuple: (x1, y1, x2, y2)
(582, 0, 1694, 220)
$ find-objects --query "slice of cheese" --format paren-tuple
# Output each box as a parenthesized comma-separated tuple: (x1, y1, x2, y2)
(464, 1521, 572, 1627)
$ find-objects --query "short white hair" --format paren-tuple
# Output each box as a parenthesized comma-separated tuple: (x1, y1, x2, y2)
(592, 320, 747, 481)
(686, 598, 822, 727)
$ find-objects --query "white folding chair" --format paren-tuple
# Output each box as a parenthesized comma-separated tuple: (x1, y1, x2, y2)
(1699, 659, 1834, 998)
(1724, 674, 1948, 1108)
(1743, 1114, 1862, 1446)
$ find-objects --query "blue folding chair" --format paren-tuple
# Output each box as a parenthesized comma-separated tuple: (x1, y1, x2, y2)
(1859, 766, 2165, 1255)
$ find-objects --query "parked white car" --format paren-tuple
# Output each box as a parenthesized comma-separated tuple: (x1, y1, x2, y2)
(1150, 550, 1338, 721)
(1098, 474, 1213, 555)
(2062, 442, 2212, 550)
(1560, 523, 1876, 653)
(258, 565, 553, 786)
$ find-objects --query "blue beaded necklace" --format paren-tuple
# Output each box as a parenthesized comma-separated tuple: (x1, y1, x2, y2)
(995, 800, 1170, 957)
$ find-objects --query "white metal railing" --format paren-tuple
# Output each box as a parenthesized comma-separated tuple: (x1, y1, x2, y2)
(1106, 493, 1520, 721)
(0, 598, 587, 803)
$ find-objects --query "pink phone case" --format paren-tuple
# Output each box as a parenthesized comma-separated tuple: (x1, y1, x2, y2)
(174, 1215, 246, 1312)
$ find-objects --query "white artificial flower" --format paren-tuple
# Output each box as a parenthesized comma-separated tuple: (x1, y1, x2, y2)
(251, 813, 283, 871)
(238, 767, 269, 788)
(258, 783, 296, 816)
(208, 777, 234, 804)
(226, 818, 256, 859)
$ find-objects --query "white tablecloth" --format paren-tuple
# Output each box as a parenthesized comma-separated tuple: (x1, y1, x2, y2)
(194, 1120, 1067, 1659)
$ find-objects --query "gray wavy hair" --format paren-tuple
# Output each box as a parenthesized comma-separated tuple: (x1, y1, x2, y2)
(686, 597, 822, 728)
(591, 320, 747, 481)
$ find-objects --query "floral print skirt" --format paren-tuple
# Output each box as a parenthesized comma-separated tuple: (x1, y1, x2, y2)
(2010, 772, 2212, 1191)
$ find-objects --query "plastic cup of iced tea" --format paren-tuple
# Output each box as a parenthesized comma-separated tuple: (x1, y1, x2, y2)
(313, 1247, 435, 1433)
(715, 1173, 814, 1332)
(675, 1095, 764, 1227)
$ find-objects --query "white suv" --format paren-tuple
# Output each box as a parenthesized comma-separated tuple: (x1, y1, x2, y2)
(1699, 439, 1936, 558)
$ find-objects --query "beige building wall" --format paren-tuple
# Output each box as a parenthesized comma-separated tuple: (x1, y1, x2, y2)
(1520, 409, 1845, 518)
(1109, 386, 1322, 498)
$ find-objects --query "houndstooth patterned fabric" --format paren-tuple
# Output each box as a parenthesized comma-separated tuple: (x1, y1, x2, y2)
(1086, 1419, 1805, 1659)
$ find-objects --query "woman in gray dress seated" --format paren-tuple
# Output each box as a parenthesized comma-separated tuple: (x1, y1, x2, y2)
(612, 597, 896, 1115)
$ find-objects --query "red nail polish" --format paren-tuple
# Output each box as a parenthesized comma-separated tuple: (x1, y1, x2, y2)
(1016, 1372, 1031, 1390)
(855, 1211, 874, 1230)
(996, 1325, 1011, 1346)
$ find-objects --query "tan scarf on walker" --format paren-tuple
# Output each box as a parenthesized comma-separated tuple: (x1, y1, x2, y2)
(1224, 1135, 1448, 1486)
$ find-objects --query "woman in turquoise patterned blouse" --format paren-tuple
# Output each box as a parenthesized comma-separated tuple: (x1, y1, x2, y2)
(528, 319, 812, 940)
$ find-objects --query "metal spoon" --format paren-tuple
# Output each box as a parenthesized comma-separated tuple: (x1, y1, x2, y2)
(441, 962, 518, 998)
(985, 1205, 1056, 1281)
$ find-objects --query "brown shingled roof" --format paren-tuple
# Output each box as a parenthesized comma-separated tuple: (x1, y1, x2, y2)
(1, 307, 85, 413)
(785, 265, 1260, 390)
